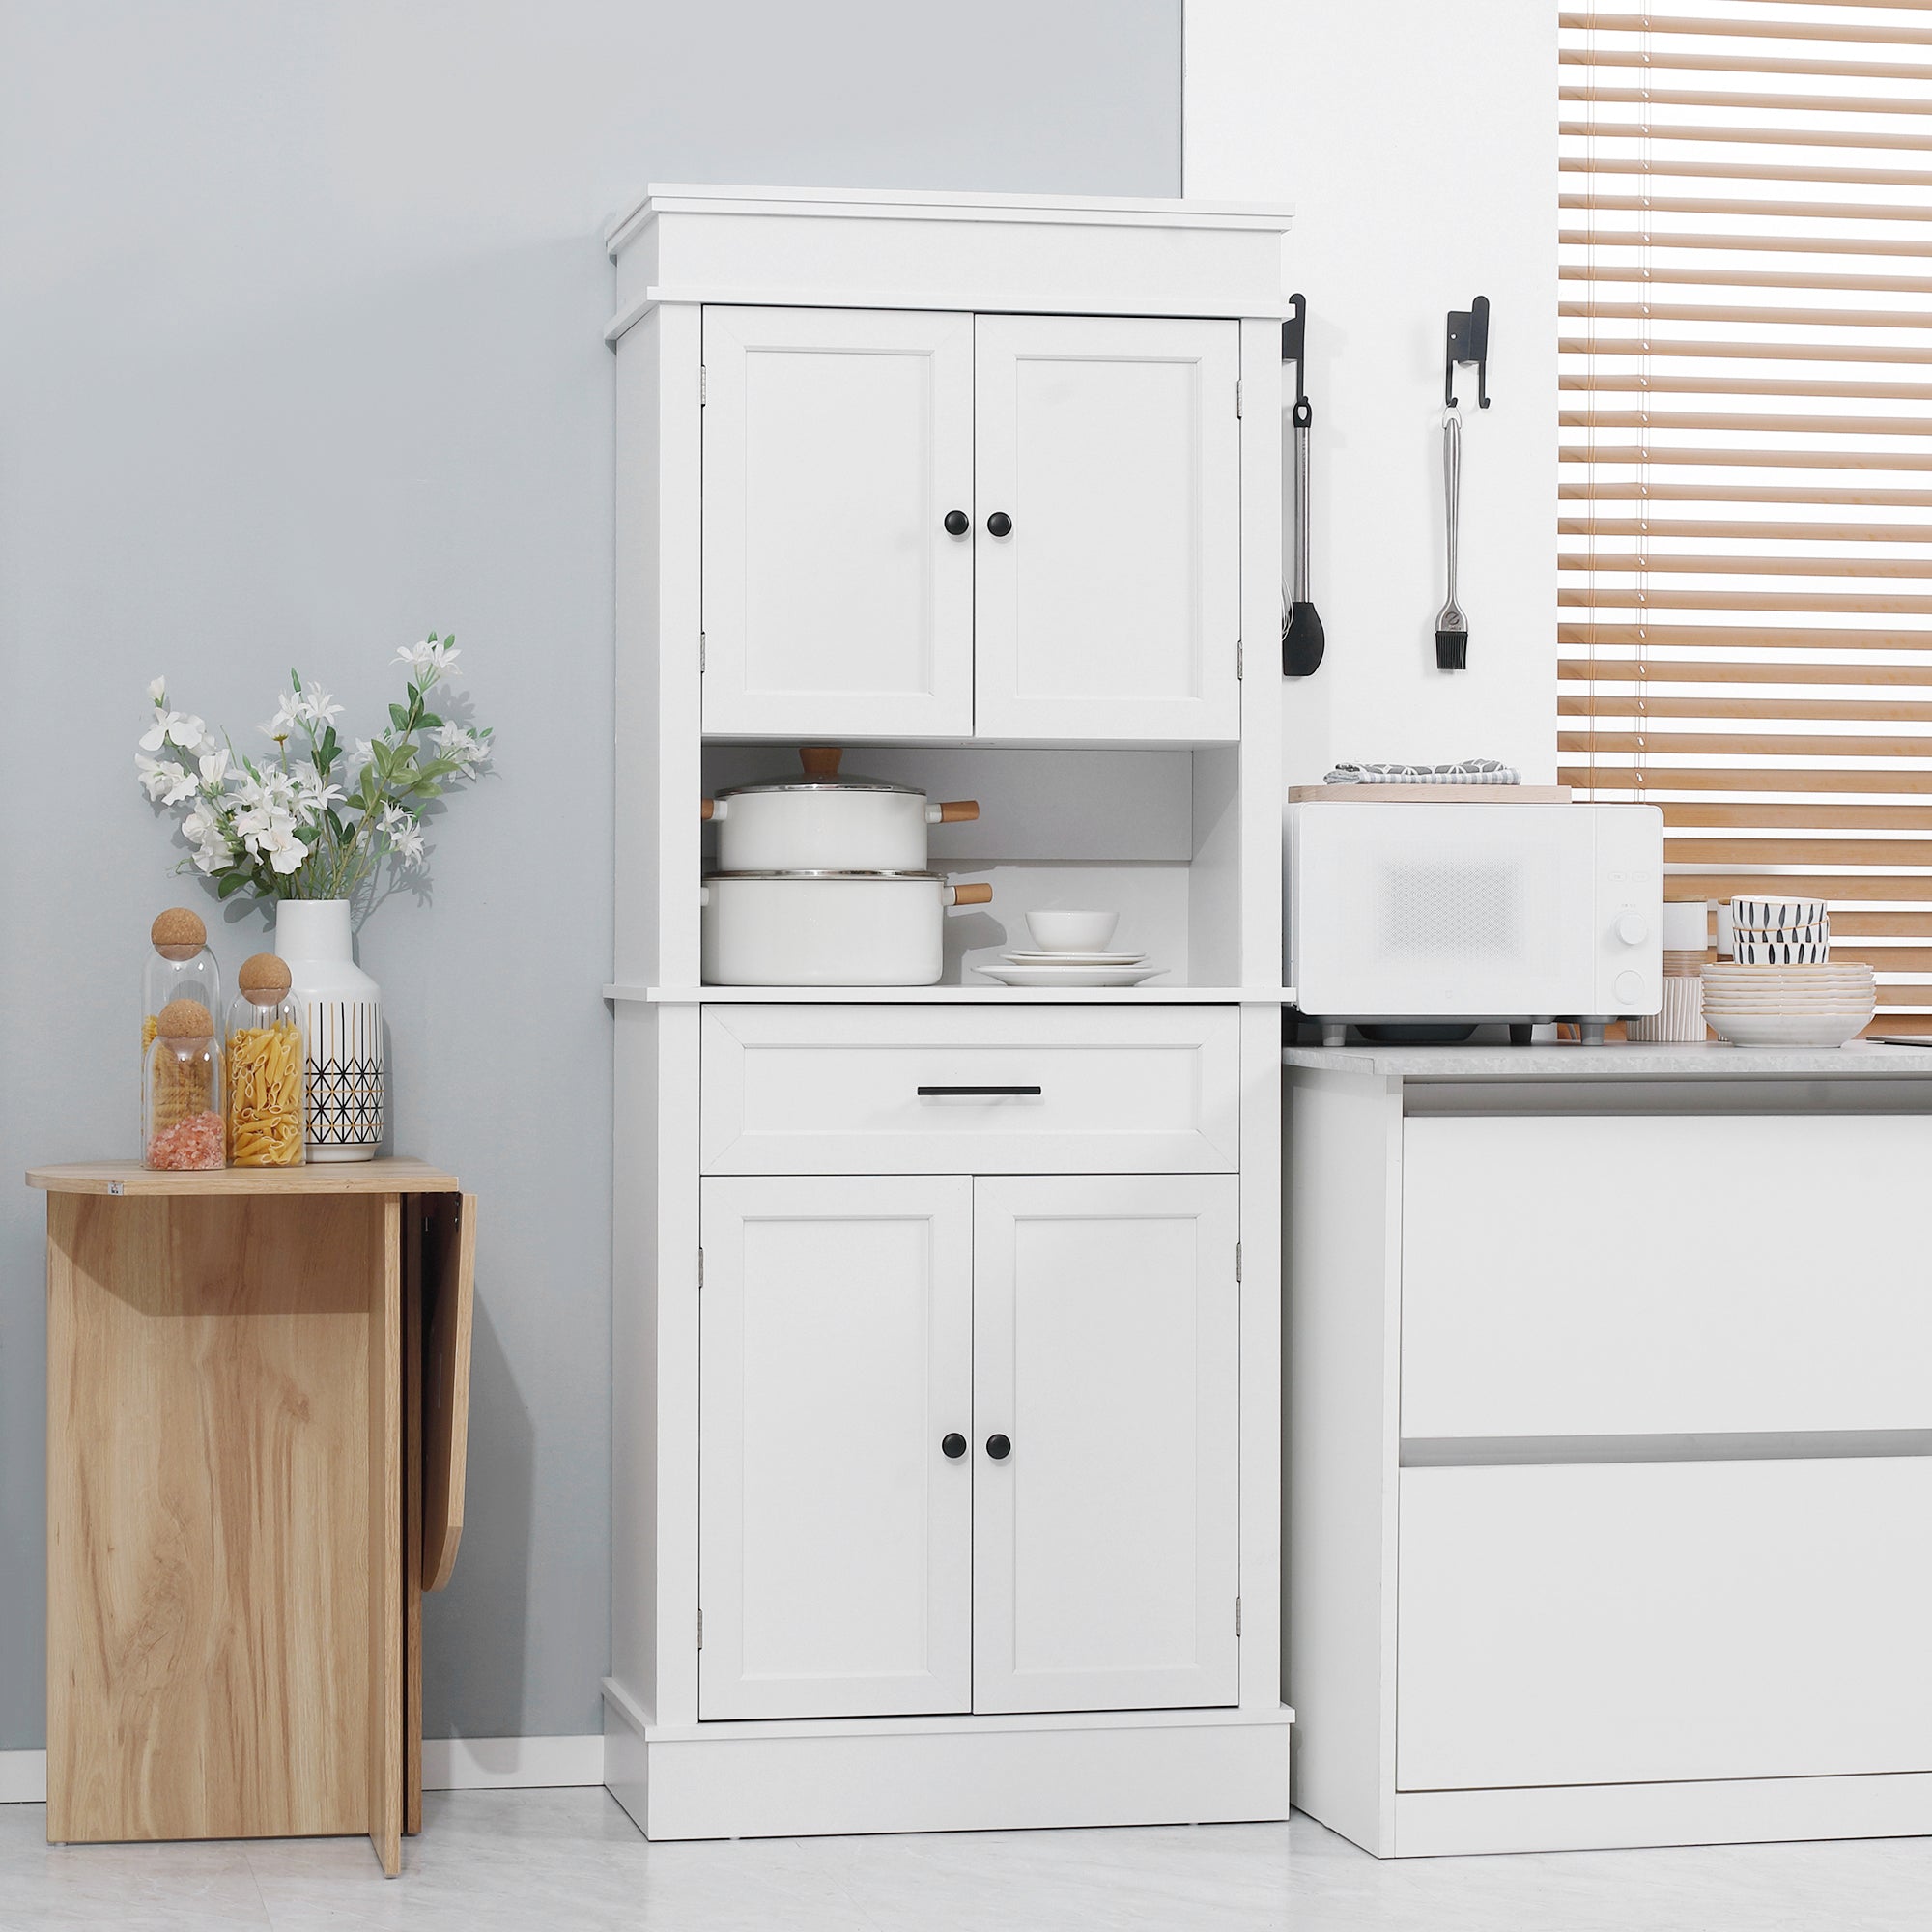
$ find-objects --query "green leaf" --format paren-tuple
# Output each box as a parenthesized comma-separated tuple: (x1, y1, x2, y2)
(418, 712, 442, 729)
(290, 668, 303, 692)
(389, 702, 409, 732)
(217, 872, 247, 898)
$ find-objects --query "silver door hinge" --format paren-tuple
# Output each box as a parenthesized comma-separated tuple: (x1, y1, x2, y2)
(697, 1248, 704, 1289)
(699, 366, 708, 405)
(1236, 1241, 1242, 1283)
(699, 631, 706, 673)
(1235, 379, 1243, 418)
(697, 1608, 704, 1650)
(1236, 640, 1245, 681)
(1236, 1597, 1243, 1637)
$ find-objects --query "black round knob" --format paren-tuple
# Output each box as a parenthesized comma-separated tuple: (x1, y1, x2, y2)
(943, 509, 970, 536)
(986, 511, 1012, 538)
(942, 1432, 967, 1459)
(985, 1433, 1011, 1461)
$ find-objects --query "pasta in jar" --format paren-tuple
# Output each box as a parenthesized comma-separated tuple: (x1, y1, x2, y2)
(226, 953, 306, 1167)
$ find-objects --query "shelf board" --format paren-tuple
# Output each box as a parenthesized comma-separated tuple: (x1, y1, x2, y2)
(606, 984, 1292, 1006)
(27, 1156, 460, 1197)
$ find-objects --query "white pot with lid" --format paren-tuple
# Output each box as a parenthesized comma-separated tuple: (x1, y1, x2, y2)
(702, 748, 979, 873)
(700, 870, 994, 986)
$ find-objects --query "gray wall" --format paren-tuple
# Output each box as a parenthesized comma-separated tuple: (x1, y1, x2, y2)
(0, 0, 1180, 1749)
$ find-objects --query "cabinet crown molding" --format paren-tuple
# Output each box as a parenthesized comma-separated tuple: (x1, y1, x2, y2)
(604, 183, 1296, 340)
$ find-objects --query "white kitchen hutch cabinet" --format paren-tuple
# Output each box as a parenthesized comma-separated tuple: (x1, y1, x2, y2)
(603, 185, 1293, 1840)
(1286, 1044, 1932, 1859)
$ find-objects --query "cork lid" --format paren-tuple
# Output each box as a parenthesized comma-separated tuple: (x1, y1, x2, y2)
(238, 952, 293, 999)
(156, 997, 214, 1039)
(150, 907, 207, 962)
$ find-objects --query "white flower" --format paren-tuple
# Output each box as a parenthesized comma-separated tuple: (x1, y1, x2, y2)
(296, 684, 343, 728)
(290, 763, 343, 812)
(147, 676, 167, 705)
(139, 709, 208, 753)
(378, 802, 427, 868)
(181, 800, 233, 872)
(260, 823, 308, 874)
(136, 753, 185, 802)
(395, 636, 460, 683)
(259, 693, 301, 741)
(196, 747, 230, 791)
(161, 765, 201, 806)
(432, 721, 486, 767)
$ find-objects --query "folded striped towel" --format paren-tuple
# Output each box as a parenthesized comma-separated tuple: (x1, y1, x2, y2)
(1322, 759, 1522, 786)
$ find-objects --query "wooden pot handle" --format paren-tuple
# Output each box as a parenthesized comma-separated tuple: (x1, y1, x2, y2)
(936, 800, 980, 823)
(799, 747, 843, 777)
(700, 798, 714, 821)
(951, 883, 993, 906)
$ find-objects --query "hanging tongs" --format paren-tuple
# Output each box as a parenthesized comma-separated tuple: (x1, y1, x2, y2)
(1281, 293, 1324, 678)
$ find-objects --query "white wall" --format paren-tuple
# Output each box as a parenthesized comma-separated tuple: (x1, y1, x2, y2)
(1184, 0, 1556, 783)
(0, 0, 1182, 1754)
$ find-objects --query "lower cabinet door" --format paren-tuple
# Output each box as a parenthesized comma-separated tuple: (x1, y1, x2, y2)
(971, 1174, 1241, 1714)
(1397, 1459, 1932, 1791)
(698, 1175, 974, 1719)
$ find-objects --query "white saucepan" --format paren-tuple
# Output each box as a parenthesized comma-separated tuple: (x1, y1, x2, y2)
(700, 870, 994, 986)
(701, 747, 979, 874)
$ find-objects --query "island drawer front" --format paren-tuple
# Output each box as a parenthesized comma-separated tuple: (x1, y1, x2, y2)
(699, 1006, 1241, 1175)
(1400, 1113, 1932, 1439)
(1396, 1459, 1932, 1792)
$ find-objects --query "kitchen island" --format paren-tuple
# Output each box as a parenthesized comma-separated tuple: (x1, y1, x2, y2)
(1283, 1040, 1932, 1858)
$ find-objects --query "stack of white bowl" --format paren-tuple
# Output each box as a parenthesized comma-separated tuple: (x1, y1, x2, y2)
(1702, 896, 1875, 1047)
(977, 911, 1165, 988)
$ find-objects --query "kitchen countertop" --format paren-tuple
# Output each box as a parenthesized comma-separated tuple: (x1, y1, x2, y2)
(1282, 1041, 1932, 1079)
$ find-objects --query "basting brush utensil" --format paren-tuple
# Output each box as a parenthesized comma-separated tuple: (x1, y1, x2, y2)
(1435, 411, 1467, 671)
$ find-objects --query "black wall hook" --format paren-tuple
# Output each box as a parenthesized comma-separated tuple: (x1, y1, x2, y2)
(1281, 293, 1310, 428)
(1445, 296, 1491, 410)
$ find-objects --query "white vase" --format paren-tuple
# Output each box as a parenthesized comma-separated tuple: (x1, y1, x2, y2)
(273, 898, 384, 1162)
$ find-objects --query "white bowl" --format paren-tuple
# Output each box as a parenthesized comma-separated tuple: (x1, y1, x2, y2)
(1026, 910, 1120, 952)
(1707, 1010, 1871, 1047)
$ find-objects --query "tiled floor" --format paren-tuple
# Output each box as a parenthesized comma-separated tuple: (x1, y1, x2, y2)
(3, 1788, 1928, 1930)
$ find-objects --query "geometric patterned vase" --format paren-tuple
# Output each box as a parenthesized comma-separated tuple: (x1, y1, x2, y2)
(272, 898, 384, 1163)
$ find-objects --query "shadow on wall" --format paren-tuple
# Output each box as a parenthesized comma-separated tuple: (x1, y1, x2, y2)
(423, 1292, 535, 1739)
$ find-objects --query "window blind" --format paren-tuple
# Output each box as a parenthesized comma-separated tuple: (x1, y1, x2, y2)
(1560, 1, 1932, 1032)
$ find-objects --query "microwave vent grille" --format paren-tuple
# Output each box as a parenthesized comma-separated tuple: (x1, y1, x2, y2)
(1381, 861, 1523, 959)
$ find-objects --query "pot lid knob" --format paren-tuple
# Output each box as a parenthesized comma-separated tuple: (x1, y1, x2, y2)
(799, 747, 843, 778)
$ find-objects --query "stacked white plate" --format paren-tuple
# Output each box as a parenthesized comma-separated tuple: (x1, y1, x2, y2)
(1701, 963, 1875, 1048)
(978, 950, 1166, 989)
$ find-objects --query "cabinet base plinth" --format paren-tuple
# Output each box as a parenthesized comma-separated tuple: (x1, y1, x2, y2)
(603, 1686, 1291, 1842)
(1312, 1774, 1932, 1860)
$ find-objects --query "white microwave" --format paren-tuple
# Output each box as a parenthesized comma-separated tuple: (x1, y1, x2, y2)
(1286, 800, 1664, 1030)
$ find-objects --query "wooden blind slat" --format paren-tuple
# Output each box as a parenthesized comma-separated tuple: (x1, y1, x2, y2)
(1566, 262, 1932, 293)
(1564, 231, 1932, 259)
(1563, 480, 1932, 502)
(1561, 660, 1932, 685)
(1560, 336, 1932, 363)
(1560, 622, 1932, 647)
(1662, 802, 1932, 831)
(1563, 695, 1932, 721)
(1560, 766, 1932, 794)
(1565, 190, 1932, 220)
(1668, 836, 1932, 863)
(1558, 554, 1932, 578)
(1561, 588, 1932, 611)
(1559, 518, 1932, 540)
(1562, 84, 1932, 115)
(1638, 872, 1932, 900)
(1564, 299, 1932, 325)
(1559, 448, 1932, 469)
(1827, 946, 1932, 969)
(1564, 159, 1932, 189)
(1565, 377, 1932, 400)
(1567, 413, 1932, 438)
(1559, 119, 1932, 155)
(1563, 49, 1932, 84)
(1562, 13, 1932, 46)
(1563, 729, 1932, 755)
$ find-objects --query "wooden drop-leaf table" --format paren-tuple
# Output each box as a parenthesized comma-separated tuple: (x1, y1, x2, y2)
(28, 1158, 476, 1877)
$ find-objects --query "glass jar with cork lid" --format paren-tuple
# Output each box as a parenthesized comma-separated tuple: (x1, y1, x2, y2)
(226, 953, 305, 1167)
(144, 999, 225, 1170)
(142, 907, 220, 1101)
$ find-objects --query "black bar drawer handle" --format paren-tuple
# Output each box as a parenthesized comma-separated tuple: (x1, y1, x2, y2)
(917, 1084, 1041, 1096)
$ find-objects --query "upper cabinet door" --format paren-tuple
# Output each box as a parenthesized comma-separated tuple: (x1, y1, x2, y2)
(698, 1175, 975, 1720)
(701, 307, 975, 739)
(973, 315, 1243, 744)
(972, 1174, 1241, 1715)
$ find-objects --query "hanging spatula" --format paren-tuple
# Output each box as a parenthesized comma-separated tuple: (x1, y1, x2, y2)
(1435, 410, 1467, 671)
(1281, 294, 1324, 677)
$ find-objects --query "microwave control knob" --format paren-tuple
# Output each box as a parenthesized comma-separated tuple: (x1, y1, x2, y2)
(1615, 970, 1647, 1007)
(1614, 911, 1649, 947)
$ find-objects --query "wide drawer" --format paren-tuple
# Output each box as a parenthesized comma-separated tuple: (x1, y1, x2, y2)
(1401, 1113, 1932, 1438)
(1397, 1459, 1932, 1791)
(700, 1006, 1241, 1175)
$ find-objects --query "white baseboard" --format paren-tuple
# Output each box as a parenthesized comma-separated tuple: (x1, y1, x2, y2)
(0, 1752, 46, 1805)
(0, 1737, 606, 1806)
